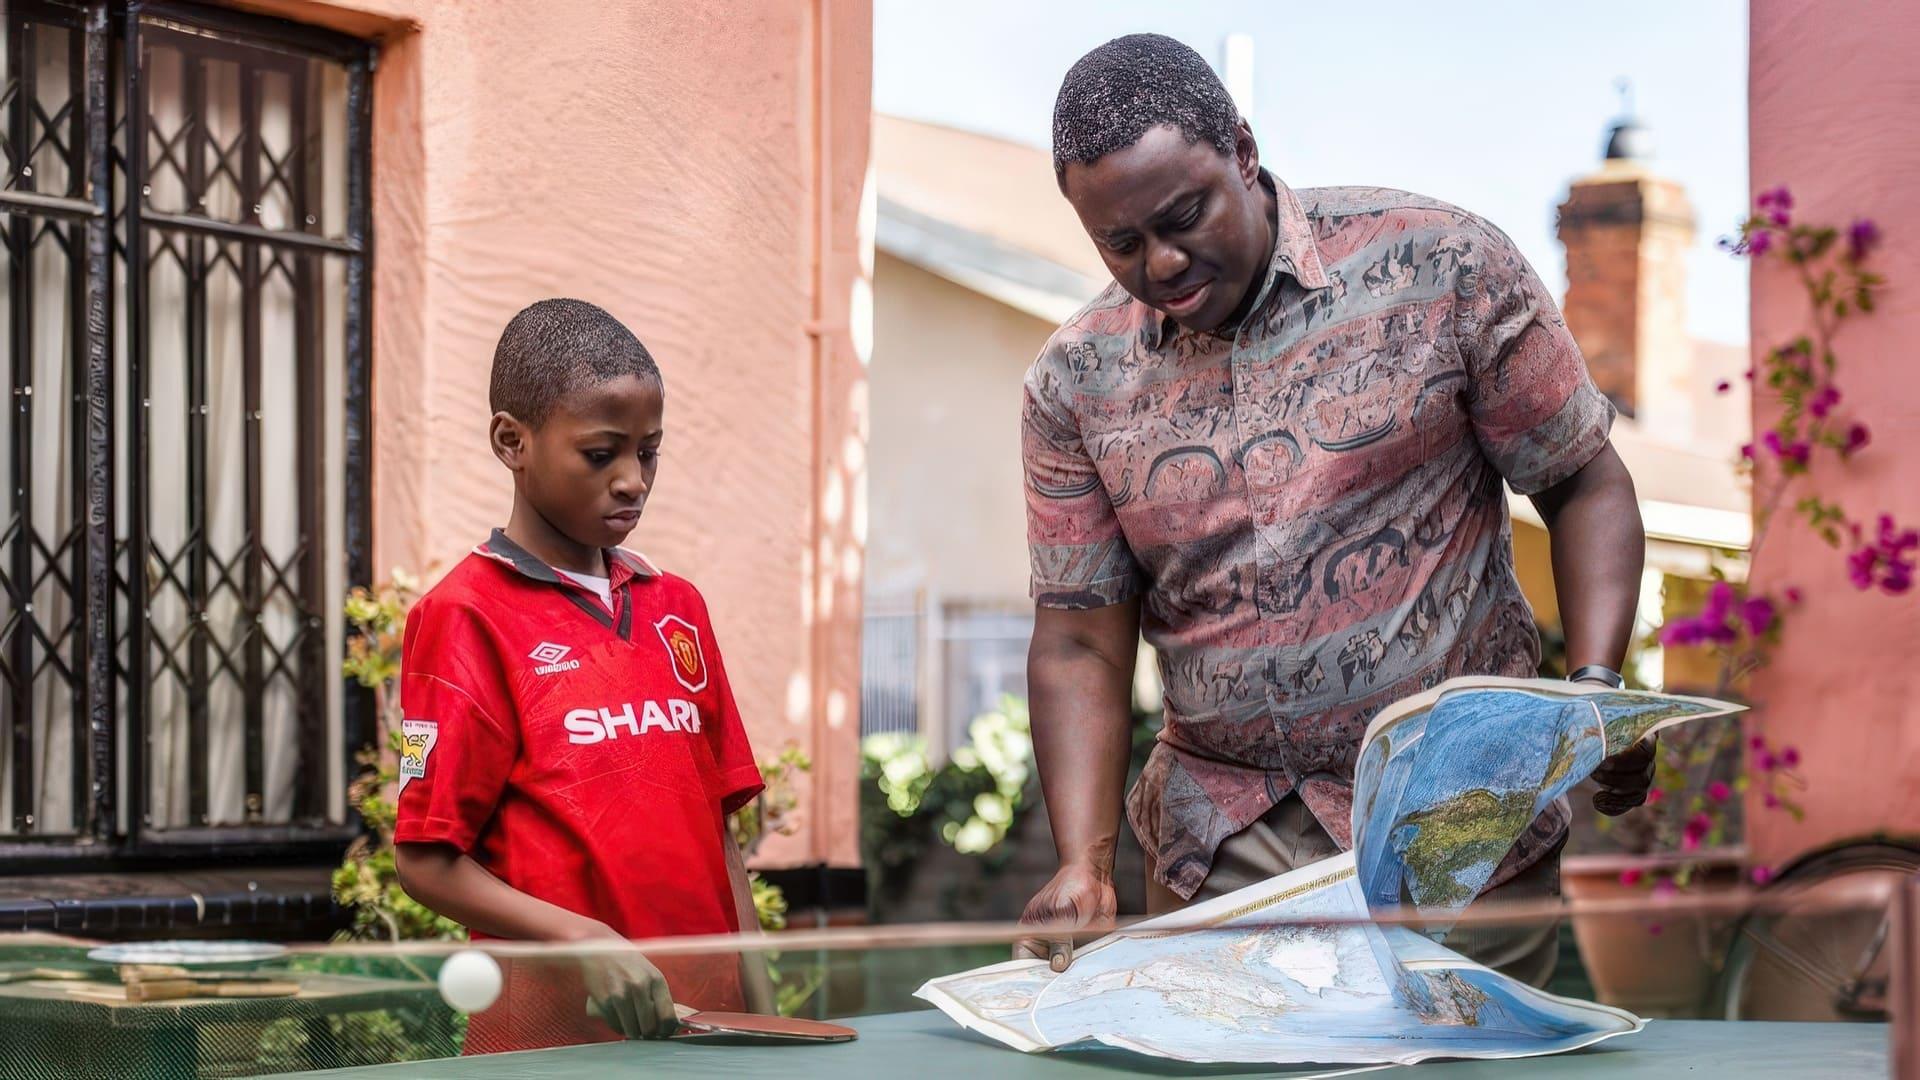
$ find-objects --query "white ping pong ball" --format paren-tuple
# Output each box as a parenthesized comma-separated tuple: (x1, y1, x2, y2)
(437, 949, 503, 1013)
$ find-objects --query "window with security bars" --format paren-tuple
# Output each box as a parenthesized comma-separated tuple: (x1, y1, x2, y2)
(0, 0, 371, 861)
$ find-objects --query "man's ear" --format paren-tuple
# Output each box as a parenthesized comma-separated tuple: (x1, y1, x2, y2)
(1234, 118, 1261, 188)
(490, 411, 531, 471)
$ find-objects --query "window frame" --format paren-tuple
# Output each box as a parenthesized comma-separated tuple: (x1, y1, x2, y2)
(0, 0, 372, 869)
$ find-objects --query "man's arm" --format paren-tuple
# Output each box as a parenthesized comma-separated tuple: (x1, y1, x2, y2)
(394, 842, 678, 1038)
(1012, 598, 1141, 971)
(1530, 442, 1655, 813)
(1532, 442, 1643, 672)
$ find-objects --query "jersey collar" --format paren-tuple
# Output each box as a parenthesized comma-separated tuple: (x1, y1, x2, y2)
(477, 528, 659, 588)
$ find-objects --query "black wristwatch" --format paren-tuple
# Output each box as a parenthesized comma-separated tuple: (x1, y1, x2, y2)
(1567, 664, 1625, 688)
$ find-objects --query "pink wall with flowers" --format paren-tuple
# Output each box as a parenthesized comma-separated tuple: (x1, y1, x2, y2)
(1746, 0, 1920, 869)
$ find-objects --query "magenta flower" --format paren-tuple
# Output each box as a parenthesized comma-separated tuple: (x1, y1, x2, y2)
(1763, 792, 1782, 810)
(1715, 379, 1732, 394)
(1653, 878, 1679, 899)
(1843, 423, 1871, 455)
(1739, 596, 1776, 636)
(1747, 229, 1775, 256)
(1619, 868, 1644, 887)
(1707, 780, 1732, 803)
(1757, 185, 1794, 226)
(1706, 581, 1735, 614)
(1847, 218, 1881, 262)
(1761, 430, 1810, 466)
(1646, 787, 1665, 805)
(1785, 587, 1804, 605)
(1751, 865, 1776, 886)
(1739, 442, 1755, 461)
(1758, 751, 1780, 772)
(1809, 384, 1841, 419)
(1749, 734, 1767, 751)
(1780, 746, 1801, 768)
(1659, 621, 1701, 647)
(1849, 515, 1920, 594)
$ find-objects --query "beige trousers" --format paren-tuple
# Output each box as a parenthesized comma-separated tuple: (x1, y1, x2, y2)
(1145, 795, 1561, 989)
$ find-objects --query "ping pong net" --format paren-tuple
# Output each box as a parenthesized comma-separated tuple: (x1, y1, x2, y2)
(0, 871, 1907, 1079)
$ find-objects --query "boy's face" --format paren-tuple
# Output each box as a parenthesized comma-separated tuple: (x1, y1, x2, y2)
(492, 373, 665, 554)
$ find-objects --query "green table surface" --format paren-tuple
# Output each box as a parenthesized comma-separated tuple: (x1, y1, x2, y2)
(265, 1010, 1889, 1078)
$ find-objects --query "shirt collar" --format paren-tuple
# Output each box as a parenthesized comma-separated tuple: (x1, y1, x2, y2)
(1148, 170, 1329, 350)
(476, 528, 659, 592)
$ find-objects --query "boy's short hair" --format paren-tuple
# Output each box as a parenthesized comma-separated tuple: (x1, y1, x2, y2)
(489, 298, 662, 426)
(1052, 33, 1239, 183)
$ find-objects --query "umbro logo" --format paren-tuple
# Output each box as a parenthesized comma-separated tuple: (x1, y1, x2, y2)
(529, 642, 580, 676)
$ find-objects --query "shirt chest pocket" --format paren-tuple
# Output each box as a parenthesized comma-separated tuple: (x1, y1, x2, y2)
(1083, 388, 1245, 527)
(511, 638, 716, 802)
(1256, 338, 1463, 499)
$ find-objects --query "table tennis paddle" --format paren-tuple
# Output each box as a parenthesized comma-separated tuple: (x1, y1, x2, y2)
(587, 999, 857, 1043)
(671, 1011, 857, 1044)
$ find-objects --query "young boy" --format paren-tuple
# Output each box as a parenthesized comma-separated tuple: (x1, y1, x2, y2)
(394, 299, 768, 1053)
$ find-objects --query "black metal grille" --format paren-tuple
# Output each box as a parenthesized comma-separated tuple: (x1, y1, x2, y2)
(0, 0, 371, 863)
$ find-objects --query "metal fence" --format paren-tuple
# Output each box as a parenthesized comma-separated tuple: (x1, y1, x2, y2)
(860, 595, 1033, 761)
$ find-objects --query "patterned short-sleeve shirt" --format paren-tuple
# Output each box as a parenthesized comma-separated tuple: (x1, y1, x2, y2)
(1023, 174, 1614, 900)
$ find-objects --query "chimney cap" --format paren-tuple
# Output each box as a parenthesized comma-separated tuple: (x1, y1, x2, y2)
(1603, 78, 1653, 161)
(1605, 117, 1654, 161)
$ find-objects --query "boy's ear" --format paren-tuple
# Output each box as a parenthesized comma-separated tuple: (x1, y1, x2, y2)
(490, 411, 532, 470)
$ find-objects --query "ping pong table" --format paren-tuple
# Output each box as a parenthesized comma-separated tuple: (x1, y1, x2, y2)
(271, 1009, 1887, 1078)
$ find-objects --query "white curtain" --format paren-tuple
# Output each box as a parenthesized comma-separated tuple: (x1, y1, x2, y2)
(144, 46, 347, 829)
(0, 25, 81, 835)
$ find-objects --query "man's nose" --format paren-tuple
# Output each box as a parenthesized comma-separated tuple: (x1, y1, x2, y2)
(1146, 238, 1190, 284)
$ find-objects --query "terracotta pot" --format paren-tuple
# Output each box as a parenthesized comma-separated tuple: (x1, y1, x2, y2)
(1562, 850, 1745, 1017)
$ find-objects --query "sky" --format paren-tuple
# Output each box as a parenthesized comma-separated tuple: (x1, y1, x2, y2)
(874, 0, 1750, 345)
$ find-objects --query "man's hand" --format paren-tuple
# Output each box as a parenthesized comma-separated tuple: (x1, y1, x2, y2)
(1013, 861, 1117, 972)
(581, 928, 678, 1039)
(1591, 735, 1658, 816)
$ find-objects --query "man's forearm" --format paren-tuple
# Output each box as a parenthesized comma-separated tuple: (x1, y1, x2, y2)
(1028, 601, 1141, 874)
(1534, 444, 1644, 673)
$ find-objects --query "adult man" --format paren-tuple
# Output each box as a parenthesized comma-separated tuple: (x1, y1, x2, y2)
(1014, 34, 1652, 988)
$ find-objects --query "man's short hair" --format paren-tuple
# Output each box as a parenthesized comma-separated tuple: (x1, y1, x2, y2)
(1052, 33, 1240, 181)
(489, 298, 661, 426)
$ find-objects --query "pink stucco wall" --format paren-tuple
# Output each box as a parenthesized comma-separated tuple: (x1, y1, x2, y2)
(237, 0, 872, 868)
(1747, 0, 1920, 866)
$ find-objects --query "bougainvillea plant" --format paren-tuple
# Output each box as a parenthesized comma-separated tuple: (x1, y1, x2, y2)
(1630, 187, 1903, 902)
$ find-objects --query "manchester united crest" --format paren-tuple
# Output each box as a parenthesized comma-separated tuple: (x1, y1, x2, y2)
(653, 614, 708, 693)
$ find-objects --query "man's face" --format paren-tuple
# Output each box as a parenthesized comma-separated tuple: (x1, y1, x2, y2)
(495, 373, 665, 552)
(1060, 122, 1271, 335)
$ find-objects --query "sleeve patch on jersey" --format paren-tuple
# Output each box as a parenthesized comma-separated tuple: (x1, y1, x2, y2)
(399, 719, 439, 791)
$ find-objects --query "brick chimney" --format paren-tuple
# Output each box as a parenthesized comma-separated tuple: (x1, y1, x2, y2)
(1556, 112, 1695, 424)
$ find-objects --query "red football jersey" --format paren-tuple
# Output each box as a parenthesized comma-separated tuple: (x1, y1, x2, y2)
(395, 530, 763, 1052)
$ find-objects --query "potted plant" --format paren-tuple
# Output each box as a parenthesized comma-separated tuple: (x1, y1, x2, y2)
(1564, 189, 1905, 1014)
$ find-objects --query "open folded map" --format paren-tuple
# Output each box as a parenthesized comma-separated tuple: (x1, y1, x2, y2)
(917, 676, 1743, 1068)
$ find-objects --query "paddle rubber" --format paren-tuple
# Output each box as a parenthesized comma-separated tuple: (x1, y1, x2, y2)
(673, 1011, 857, 1044)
